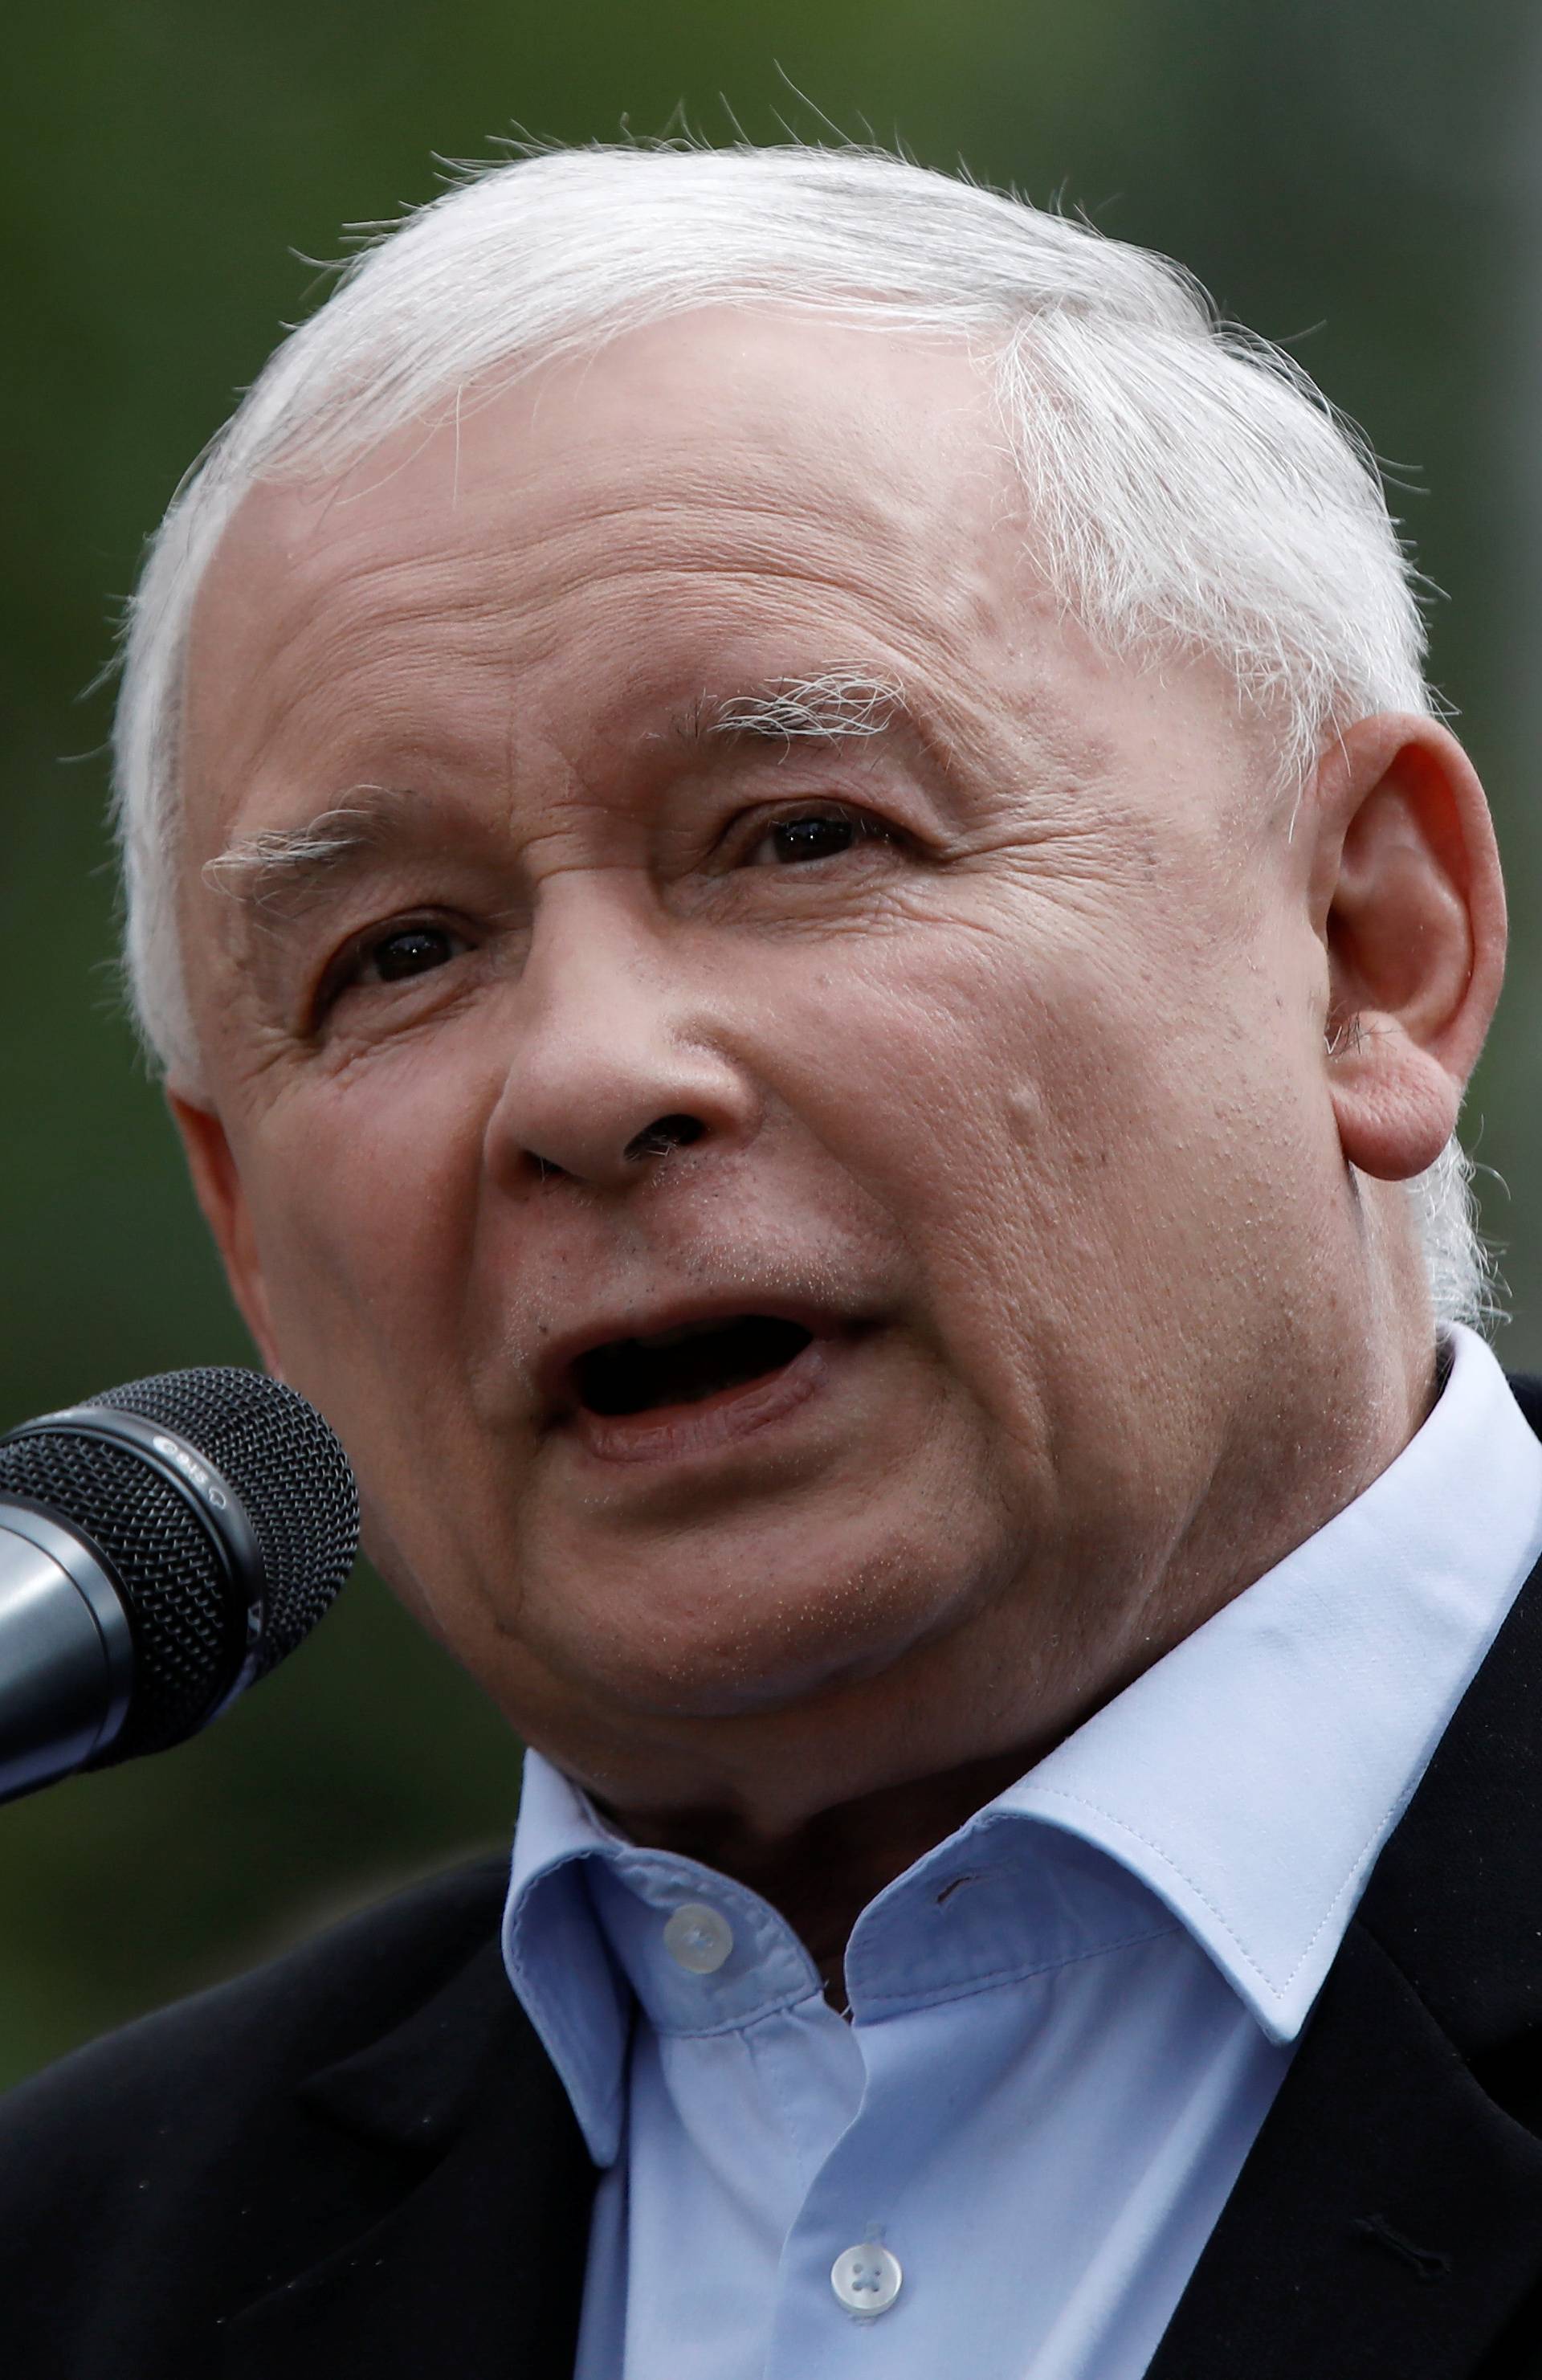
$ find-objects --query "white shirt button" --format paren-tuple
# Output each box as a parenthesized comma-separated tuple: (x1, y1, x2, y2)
(663, 1901, 734, 1974)
(830, 2243, 903, 2315)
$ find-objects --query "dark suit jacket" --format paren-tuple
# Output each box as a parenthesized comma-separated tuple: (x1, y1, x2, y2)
(9, 1386, 1542, 2378)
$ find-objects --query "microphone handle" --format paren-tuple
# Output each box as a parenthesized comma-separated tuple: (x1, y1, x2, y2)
(0, 1504, 133, 1804)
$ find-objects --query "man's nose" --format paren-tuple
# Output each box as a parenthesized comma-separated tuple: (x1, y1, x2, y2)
(482, 906, 761, 1191)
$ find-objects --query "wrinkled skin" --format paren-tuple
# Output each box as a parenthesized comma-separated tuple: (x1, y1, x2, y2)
(169, 312, 1504, 1959)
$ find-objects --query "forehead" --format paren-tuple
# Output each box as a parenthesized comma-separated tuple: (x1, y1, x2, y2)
(180, 308, 1269, 898)
(179, 312, 1061, 844)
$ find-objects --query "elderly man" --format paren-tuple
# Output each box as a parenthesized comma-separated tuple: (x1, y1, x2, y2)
(3, 141, 1540, 2380)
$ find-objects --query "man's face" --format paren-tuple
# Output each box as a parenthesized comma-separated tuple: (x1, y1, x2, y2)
(175, 312, 1360, 1820)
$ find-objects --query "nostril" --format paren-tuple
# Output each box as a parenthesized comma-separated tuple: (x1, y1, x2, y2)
(625, 1113, 707, 1162)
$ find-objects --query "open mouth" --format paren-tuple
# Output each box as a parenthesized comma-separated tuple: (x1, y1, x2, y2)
(573, 1315, 816, 1419)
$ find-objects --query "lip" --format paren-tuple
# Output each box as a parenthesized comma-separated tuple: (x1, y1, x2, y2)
(535, 1295, 846, 1419)
(569, 1330, 832, 1465)
(534, 1293, 855, 1468)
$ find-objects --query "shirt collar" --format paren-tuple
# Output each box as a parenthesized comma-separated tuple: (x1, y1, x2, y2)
(500, 1754, 633, 2162)
(502, 1750, 822, 2163)
(504, 1324, 1542, 2148)
(999, 1324, 1542, 2041)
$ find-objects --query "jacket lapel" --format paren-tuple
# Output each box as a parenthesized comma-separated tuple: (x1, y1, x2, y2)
(1144, 1921, 1542, 2379)
(1152, 1523, 1542, 2379)
(218, 1938, 598, 2380)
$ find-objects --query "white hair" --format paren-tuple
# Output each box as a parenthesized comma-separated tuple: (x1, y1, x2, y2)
(112, 140, 1491, 1325)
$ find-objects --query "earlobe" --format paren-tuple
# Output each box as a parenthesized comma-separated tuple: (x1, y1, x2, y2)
(166, 1093, 284, 1374)
(1323, 1011, 1463, 1182)
(1317, 715, 1506, 1183)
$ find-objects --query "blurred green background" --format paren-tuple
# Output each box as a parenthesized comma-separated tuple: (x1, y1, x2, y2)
(3, 0, 1539, 2086)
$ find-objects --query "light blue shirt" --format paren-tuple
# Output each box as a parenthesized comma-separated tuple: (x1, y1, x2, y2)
(503, 1324, 1542, 2380)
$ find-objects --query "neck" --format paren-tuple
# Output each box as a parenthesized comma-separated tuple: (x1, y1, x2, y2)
(595, 1265, 1442, 1998)
(605, 1741, 1051, 2002)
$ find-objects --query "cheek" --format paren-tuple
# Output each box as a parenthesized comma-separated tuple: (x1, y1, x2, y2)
(234, 1053, 492, 1398)
(772, 914, 1301, 1376)
(767, 925, 1138, 1255)
(742, 943, 1074, 1434)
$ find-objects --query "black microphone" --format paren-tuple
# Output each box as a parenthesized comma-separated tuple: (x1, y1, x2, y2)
(0, 1368, 359, 1805)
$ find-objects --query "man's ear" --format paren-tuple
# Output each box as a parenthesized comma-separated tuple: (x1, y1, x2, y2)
(168, 1094, 284, 1375)
(1315, 713, 1506, 1182)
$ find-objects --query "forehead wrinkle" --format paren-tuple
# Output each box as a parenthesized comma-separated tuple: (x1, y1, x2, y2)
(190, 402, 1108, 867)
(192, 415, 1006, 777)
(185, 557, 520, 847)
(219, 443, 975, 701)
(242, 552, 518, 708)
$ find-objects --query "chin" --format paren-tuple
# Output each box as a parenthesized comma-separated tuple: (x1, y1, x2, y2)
(527, 1537, 984, 1723)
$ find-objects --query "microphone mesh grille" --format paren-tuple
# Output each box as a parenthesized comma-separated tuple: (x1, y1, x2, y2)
(0, 1431, 230, 1755)
(0, 1369, 358, 1762)
(85, 1369, 360, 1676)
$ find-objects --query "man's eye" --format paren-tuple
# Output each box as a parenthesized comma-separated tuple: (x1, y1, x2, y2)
(354, 923, 468, 986)
(744, 807, 897, 867)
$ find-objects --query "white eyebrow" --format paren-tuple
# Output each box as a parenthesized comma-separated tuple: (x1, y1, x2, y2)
(201, 787, 413, 912)
(698, 672, 904, 745)
(201, 674, 912, 913)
